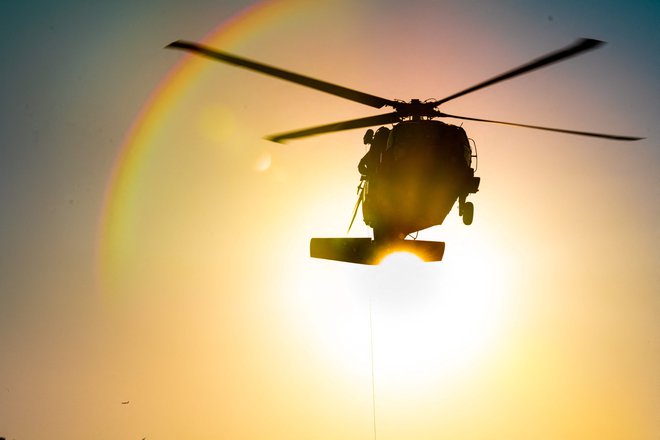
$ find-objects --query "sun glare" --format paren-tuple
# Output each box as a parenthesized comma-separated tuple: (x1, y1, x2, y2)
(378, 250, 424, 266)
(288, 224, 513, 398)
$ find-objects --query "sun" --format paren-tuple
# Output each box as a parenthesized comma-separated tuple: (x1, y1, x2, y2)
(286, 221, 514, 397)
(378, 250, 424, 266)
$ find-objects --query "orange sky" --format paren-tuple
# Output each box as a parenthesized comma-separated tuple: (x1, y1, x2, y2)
(1, 1, 658, 439)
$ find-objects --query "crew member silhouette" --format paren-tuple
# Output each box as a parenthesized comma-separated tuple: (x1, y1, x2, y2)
(358, 127, 390, 179)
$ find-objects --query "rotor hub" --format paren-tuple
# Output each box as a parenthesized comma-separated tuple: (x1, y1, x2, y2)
(393, 99, 440, 120)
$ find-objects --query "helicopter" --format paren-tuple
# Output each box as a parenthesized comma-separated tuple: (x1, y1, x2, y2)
(166, 38, 641, 265)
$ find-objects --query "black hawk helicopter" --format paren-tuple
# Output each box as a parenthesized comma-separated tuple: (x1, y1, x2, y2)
(167, 38, 641, 265)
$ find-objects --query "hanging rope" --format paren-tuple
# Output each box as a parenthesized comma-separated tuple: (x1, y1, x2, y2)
(369, 293, 377, 440)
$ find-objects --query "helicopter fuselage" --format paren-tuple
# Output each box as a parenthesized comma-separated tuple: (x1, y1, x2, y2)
(361, 120, 480, 241)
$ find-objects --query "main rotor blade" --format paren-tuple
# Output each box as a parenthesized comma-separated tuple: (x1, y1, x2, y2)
(167, 40, 395, 109)
(440, 112, 643, 141)
(266, 113, 401, 143)
(433, 38, 605, 106)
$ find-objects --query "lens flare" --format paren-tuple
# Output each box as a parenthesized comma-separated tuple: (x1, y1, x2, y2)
(254, 150, 272, 172)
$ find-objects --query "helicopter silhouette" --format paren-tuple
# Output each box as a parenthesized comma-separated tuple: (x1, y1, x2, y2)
(167, 38, 641, 265)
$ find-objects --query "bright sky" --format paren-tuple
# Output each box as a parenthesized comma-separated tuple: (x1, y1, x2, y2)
(1, 1, 658, 439)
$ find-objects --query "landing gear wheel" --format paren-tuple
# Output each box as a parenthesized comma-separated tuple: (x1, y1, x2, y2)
(462, 201, 474, 225)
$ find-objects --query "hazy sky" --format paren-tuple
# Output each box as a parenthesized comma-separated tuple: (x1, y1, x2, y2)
(1, 1, 658, 439)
